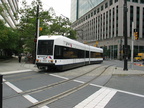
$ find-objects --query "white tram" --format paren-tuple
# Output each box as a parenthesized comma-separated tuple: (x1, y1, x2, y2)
(36, 35, 103, 71)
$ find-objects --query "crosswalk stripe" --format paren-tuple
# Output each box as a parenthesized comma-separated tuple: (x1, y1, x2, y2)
(74, 87, 117, 108)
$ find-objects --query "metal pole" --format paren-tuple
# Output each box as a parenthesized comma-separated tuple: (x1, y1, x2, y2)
(113, 37, 114, 59)
(0, 75, 3, 108)
(34, 5, 39, 64)
(123, 0, 128, 71)
(131, 22, 134, 69)
(36, 5, 39, 39)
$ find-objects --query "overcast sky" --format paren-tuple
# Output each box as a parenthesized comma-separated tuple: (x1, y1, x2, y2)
(20, 0, 71, 18)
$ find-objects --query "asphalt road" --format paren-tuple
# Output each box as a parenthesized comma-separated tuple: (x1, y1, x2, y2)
(2, 59, 144, 108)
(103, 60, 144, 96)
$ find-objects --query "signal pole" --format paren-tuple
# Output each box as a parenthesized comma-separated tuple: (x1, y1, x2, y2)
(131, 22, 135, 69)
(123, 0, 128, 71)
(0, 75, 2, 108)
(34, 5, 39, 64)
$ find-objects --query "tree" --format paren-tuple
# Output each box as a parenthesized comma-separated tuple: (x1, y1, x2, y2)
(0, 3, 21, 57)
(0, 20, 20, 57)
(17, 0, 76, 55)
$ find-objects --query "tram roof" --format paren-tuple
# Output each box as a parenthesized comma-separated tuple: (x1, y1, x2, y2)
(38, 35, 103, 52)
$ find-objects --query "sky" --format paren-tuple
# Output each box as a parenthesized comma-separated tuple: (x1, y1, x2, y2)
(20, 0, 71, 18)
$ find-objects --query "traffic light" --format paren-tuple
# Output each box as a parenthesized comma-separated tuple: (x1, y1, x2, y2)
(134, 29, 139, 40)
(39, 27, 43, 31)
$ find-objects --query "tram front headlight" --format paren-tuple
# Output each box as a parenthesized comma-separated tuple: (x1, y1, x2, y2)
(36, 59, 39, 62)
(50, 60, 53, 63)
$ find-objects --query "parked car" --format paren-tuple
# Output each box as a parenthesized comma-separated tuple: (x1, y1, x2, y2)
(134, 56, 142, 62)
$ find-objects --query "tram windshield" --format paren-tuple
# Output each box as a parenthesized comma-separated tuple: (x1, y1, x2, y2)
(37, 40, 54, 55)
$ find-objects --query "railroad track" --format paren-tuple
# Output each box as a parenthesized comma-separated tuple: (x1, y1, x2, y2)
(3, 65, 102, 99)
(27, 65, 112, 108)
(3, 65, 113, 108)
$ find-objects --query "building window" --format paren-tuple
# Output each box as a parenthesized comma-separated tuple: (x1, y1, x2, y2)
(86, 16, 88, 20)
(113, 8, 115, 37)
(127, 0, 130, 1)
(136, 7, 140, 34)
(101, 5, 103, 11)
(106, 11, 108, 38)
(143, 8, 144, 38)
(115, 0, 118, 2)
(130, 6, 133, 37)
(91, 12, 93, 17)
(116, 6, 118, 37)
(109, 9, 111, 38)
(88, 14, 90, 18)
(94, 10, 96, 15)
(110, 0, 113, 6)
(97, 8, 99, 13)
(140, 0, 144, 3)
(105, 2, 108, 8)
(132, 0, 138, 3)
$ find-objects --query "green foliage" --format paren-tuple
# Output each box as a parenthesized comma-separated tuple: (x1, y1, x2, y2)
(17, 0, 76, 54)
(0, 20, 20, 56)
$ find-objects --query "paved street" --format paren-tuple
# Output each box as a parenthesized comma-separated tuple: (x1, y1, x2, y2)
(1, 57, 144, 108)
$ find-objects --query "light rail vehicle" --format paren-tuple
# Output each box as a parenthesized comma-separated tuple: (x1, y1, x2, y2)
(36, 35, 103, 71)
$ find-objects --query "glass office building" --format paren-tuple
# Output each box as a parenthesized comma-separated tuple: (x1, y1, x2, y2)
(71, 0, 104, 22)
(0, 0, 19, 28)
(71, 0, 144, 59)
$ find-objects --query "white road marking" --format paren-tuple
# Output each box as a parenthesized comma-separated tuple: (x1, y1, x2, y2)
(23, 95, 38, 103)
(90, 83, 144, 98)
(73, 80, 85, 83)
(49, 74, 69, 80)
(4, 79, 49, 108)
(74, 87, 117, 108)
(1, 69, 32, 75)
(50, 74, 144, 98)
(52, 74, 144, 108)
(5, 81, 23, 93)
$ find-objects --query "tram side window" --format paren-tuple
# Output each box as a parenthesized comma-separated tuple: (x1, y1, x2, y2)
(86, 51, 89, 58)
(63, 47, 78, 59)
(54, 45, 63, 59)
(54, 45, 86, 59)
(91, 52, 103, 58)
(77, 49, 84, 58)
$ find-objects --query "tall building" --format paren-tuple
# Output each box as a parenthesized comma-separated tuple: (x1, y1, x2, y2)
(71, 0, 144, 59)
(0, 0, 19, 28)
(71, 0, 104, 22)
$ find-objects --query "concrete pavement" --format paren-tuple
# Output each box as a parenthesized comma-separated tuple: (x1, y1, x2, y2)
(0, 57, 38, 74)
(113, 66, 144, 75)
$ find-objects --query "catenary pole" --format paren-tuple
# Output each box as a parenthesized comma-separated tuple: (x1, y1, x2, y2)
(123, 0, 128, 71)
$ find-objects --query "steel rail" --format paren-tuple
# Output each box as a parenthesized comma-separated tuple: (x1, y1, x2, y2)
(28, 65, 112, 108)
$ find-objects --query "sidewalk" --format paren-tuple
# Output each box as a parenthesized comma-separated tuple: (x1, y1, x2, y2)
(103, 60, 144, 75)
(0, 57, 144, 75)
(113, 67, 144, 75)
(0, 57, 38, 74)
